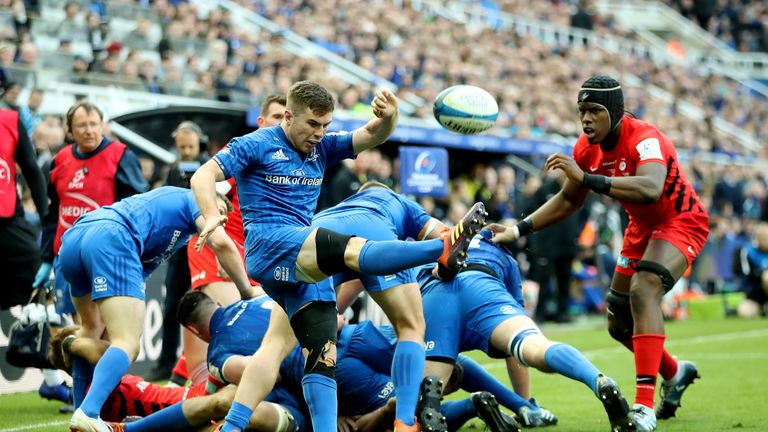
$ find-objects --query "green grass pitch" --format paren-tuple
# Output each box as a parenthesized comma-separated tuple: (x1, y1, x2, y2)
(1, 316, 766, 431)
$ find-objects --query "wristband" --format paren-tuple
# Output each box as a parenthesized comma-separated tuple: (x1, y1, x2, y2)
(582, 173, 612, 194)
(515, 218, 534, 238)
(62, 335, 76, 354)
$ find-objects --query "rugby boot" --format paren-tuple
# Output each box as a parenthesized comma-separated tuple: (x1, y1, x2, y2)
(39, 382, 72, 403)
(437, 202, 487, 270)
(629, 404, 656, 431)
(416, 376, 448, 432)
(655, 361, 700, 420)
(394, 418, 422, 432)
(595, 375, 635, 432)
(210, 421, 240, 432)
(470, 391, 522, 432)
(102, 423, 125, 432)
(518, 398, 558, 427)
(70, 408, 112, 432)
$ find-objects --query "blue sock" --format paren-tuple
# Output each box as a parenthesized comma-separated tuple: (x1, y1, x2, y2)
(457, 355, 535, 412)
(392, 341, 425, 425)
(302, 373, 337, 432)
(220, 401, 253, 432)
(124, 402, 190, 432)
(80, 347, 130, 417)
(357, 239, 442, 275)
(440, 399, 476, 431)
(543, 343, 601, 393)
(71, 356, 94, 409)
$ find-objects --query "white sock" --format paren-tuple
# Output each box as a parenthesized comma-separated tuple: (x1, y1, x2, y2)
(42, 369, 65, 386)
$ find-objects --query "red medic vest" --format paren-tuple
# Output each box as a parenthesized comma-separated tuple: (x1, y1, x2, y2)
(49, 141, 126, 255)
(0, 110, 20, 218)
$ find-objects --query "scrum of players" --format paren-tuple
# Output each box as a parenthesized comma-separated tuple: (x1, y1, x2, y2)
(48, 75, 704, 432)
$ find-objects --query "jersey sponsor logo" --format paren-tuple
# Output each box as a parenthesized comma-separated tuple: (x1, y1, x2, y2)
(68, 168, 87, 190)
(191, 270, 206, 284)
(274, 266, 290, 281)
(425, 340, 435, 351)
(264, 174, 323, 187)
(500, 305, 516, 314)
(636, 138, 663, 161)
(93, 276, 108, 292)
(227, 301, 249, 326)
(377, 381, 395, 400)
(384, 274, 397, 282)
(619, 160, 627, 171)
(271, 149, 289, 161)
(136, 380, 149, 393)
(292, 169, 305, 176)
(0, 157, 11, 185)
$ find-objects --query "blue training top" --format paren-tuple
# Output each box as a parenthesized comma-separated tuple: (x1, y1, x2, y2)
(73, 186, 200, 276)
(313, 187, 431, 240)
(213, 125, 353, 231)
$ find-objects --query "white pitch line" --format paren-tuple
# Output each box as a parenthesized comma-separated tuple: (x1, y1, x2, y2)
(0, 421, 67, 432)
(480, 328, 768, 370)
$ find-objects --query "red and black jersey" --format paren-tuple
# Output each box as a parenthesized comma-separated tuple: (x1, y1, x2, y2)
(100, 375, 207, 422)
(573, 115, 706, 228)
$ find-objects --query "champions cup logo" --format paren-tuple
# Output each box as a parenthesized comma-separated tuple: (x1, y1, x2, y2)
(0, 157, 10, 186)
(415, 152, 436, 173)
(59, 192, 100, 228)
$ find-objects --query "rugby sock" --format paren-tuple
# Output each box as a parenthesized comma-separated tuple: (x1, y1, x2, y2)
(457, 355, 535, 412)
(632, 334, 665, 409)
(302, 373, 337, 432)
(124, 402, 190, 432)
(357, 239, 442, 275)
(543, 343, 601, 394)
(392, 341, 425, 426)
(71, 356, 94, 409)
(440, 399, 476, 431)
(80, 347, 130, 417)
(221, 401, 253, 432)
(620, 340, 678, 381)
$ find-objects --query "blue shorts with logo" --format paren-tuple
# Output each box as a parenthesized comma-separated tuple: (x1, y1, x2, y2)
(58, 219, 145, 301)
(264, 384, 309, 432)
(422, 270, 526, 360)
(312, 212, 415, 293)
(335, 322, 398, 415)
(53, 256, 75, 315)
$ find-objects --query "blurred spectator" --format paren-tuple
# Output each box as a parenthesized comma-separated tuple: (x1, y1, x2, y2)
(0, 81, 21, 110)
(736, 223, 768, 318)
(19, 88, 43, 137)
(124, 18, 157, 51)
(571, 0, 595, 30)
(713, 165, 745, 216)
(86, 11, 108, 57)
(53, 1, 86, 42)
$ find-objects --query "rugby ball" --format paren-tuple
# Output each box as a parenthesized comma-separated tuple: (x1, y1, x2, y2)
(433, 85, 499, 135)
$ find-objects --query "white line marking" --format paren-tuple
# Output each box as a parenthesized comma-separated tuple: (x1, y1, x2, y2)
(0, 421, 68, 432)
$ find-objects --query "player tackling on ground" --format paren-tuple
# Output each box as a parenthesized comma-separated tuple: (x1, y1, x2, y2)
(490, 75, 707, 431)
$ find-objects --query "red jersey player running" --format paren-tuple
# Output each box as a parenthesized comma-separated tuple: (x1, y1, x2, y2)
(490, 75, 707, 431)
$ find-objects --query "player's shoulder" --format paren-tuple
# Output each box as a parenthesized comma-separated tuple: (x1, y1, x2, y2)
(622, 116, 664, 143)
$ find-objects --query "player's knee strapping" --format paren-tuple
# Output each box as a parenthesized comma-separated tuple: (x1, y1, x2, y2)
(507, 326, 542, 367)
(635, 260, 676, 292)
(606, 289, 633, 342)
(314, 227, 354, 276)
(291, 301, 338, 379)
(270, 403, 297, 432)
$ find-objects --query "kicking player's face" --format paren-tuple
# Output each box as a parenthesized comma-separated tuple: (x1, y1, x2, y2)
(578, 102, 610, 144)
(70, 107, 104, 153)
(258, 102, 286, 128)
(285, 106, 333, 154)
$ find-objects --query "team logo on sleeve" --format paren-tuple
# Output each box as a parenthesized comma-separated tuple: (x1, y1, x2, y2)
(636, 138, 663, 161)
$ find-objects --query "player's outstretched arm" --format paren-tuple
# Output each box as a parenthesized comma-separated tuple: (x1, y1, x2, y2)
(200, 222, 256, 299)
(191, 160, 228, 251)
(351, 89, 399, 154)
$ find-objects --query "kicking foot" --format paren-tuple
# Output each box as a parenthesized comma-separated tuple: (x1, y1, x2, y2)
(437, 202, 487, 270)
(394, 418, 421, 432)
(656, 360, 700, 420)
(629, 404, 656, 431)
(518, 398, 558, 427)
(39, 382, 72, 403)
(69, 408, 113, 432)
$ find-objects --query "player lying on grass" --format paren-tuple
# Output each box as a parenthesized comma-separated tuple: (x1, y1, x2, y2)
(418, 230, 636, 432)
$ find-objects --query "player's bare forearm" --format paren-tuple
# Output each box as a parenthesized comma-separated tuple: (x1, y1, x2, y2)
(191, 161, 225, 219)
(354, 114, 398, 154)
(207, 230, 254, 299)
(526, 190, 581, 233)
(604, 174, 663, 203)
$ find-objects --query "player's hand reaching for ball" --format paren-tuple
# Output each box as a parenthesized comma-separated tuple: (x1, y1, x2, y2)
(195, 215, 228, 252)
(371, 89, 398, 119)
(545, 153, 585, 184)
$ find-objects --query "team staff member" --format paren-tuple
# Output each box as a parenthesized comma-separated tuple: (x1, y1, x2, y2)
(491, 75, 706, 431)
(0, 107, 47, 308)
(34, 101, 147, 314)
